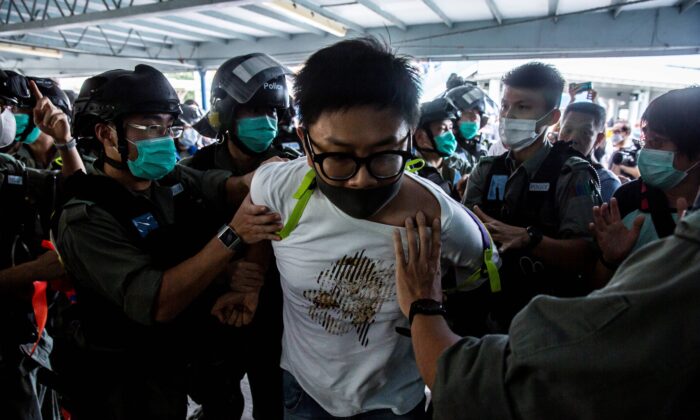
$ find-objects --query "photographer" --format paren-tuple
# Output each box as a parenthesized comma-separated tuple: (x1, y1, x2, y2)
(590, 86, 700, 288)
(610, 122, 641, 182)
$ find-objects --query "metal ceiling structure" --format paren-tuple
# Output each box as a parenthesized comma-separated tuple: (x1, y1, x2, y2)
(0, 0, 698, 76)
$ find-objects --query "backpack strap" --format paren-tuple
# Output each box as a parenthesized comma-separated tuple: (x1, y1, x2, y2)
(642, 182, 676, 238)
(278, 169, 316, 239)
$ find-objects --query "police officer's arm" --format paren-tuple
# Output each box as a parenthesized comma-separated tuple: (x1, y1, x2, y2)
(155, 195, 282, 322)
(29, 80, 85, 177)
(393, 212, 460, 389)
(0, 250, 64, 298)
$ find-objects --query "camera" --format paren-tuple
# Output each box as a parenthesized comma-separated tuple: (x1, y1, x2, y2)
(611, 140, 642, 167)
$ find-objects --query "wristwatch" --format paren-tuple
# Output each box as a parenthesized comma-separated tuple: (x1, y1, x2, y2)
(409, 299, 447, 326)
(217, 225, 245, 253)
(525, 226, 543, 250)
(54, 138, 77, 150)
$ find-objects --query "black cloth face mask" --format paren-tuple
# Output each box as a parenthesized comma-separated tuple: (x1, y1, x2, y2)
(315, 174, 403, 219)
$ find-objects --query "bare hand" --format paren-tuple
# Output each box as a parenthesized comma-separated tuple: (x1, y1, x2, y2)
(393, 211, 443, 317)
(589, 198, 643, 266)
(29, 80, 70, 143)
(473, 206, 530, 253)
(676, 197, 689, 221)
(211, 290, 260, 327)
(455, 174, 469, 201)
(228, 259, 265, 292)
(229, 194, 283, 244)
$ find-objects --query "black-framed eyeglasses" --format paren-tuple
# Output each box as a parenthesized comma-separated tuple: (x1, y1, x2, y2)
(304, 129, 413, 181)
(127, 123, 183, 139)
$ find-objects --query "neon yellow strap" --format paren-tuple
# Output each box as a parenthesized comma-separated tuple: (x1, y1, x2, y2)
(53, 156, 63, 167)
(277, 169, 316, 239)
(405, 158, 425, 173)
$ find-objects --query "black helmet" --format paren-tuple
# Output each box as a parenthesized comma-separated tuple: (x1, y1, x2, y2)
(443, 84, 498, 127)
(0, 70, 31, 108)
(28, 77, 72, 119)
(73, 64, 181, 139)
(418, 97, 460, 128)
(207, 53, 292, 137)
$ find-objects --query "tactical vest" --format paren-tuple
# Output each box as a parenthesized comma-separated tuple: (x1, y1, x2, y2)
(614, 179, 676, 239)
(477, 143, 600, 330)
(418, 165, 452, 196)
(56, 171, 221, 362)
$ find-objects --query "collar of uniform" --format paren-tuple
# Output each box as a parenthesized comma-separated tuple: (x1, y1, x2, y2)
(505, 139, 551, 179)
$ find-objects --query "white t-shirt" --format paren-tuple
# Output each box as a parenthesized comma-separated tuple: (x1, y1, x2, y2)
(250, 158, 492, 416)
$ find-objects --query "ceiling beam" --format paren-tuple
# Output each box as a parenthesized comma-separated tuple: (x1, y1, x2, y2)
(152, 15, 257, 42)
(356, 0, 407, 30)
(678, 0, 698, 13)
(421, 0, 452, 28)
(611, 0, 629, 18)
(292, 0, 366, 33)
(198, 10, 292, 39)
(0, 0, 259, 36)
(548, 0, 560, 16)
(484, 0, 503, 24)
(242, 4, 326, 35)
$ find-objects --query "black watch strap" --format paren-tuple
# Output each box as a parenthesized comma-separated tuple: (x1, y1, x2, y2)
(408, 298, 447, 326)
(217, 225, 245, 253)
(525, 226, 543, 250)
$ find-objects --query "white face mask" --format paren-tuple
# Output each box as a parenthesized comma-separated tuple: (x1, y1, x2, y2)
(0, 109, 17, 149)
(179, 127, 200, 148)
(499, 110, 552, 152)
(611, 133, 624, 144)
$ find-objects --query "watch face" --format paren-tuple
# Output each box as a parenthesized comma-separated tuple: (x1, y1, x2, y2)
(220, 227, 237, 246)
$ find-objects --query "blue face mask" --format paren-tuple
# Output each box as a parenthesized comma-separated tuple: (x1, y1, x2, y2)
(127, 136, 177, 180)
(638, 148, 699, 191)
(236, 115, 277, 153)
(459, 121, 479, 140)
(433, 130, 457, 157)
(14, 113, 41, 144)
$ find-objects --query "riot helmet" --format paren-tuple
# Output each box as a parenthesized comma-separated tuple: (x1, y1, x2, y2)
(72, 64, 181, 167)
(29, 77, 72, 119)
(0, 70, 31, 108)
(206, 53, 292, 155)
(417, 97, 460, 158)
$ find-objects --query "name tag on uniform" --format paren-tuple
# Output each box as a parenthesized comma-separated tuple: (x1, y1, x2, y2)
(529, 182, 550, 192)
(170, 183, 184, 197)
(131, 212, 159, 238)
(7, 175, 23, 185)
(488, 175, 507, 200)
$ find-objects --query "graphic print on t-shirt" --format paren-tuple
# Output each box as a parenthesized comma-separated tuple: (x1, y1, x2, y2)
(303, 250, 395, 347)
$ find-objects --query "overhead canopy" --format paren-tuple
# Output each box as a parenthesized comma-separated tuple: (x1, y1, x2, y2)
(0, 0, 698, 76)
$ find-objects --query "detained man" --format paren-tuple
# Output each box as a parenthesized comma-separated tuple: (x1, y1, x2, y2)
(213, 38, 498, 419)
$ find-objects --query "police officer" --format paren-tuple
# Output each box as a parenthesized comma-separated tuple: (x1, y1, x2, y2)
(53, 64, 283, 419)
(182, 52, 293, 420)
(414, 97, 471, 200)
(1, 75, 84, 420)
(463, 62, 602, 331)
(444, 83, 498, 167)
(12, 78, 72, 170)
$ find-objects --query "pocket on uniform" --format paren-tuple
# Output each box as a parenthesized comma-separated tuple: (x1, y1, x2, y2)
(282, 370, 305, 411)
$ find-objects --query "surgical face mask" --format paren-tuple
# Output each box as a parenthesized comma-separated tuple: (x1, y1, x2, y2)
(433, 130, 457, 157)
(316, 174, 403, 219)
(127, 136, 177, 180)
(0, 109, 17, 149)
(179, 127, 199, 149)
(499, 110, 552, 152)
(236, 115, 277, 153)
(638, 148, 699, 191)
(611, 133, 624, 145)
(459, 121, 479, 140)
(13, 113, 41, 144)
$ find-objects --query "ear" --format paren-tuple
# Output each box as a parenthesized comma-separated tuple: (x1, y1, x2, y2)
(297, 126, 313, 167)
(95, 122, 117, 149)
(594, 132, 606, 149)
(548, 109, 562, 127)
(415, 128, 431, 149)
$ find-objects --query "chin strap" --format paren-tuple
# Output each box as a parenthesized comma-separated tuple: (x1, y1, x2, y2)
(102, 153, 128, 170)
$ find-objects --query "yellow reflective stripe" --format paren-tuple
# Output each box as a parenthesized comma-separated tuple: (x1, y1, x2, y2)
(405, 158, 425, 173)
(278, 170, 316, 239)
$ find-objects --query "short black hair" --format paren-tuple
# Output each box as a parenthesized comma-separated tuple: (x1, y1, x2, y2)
(642, 86, 700, 159)
(502, 62, 565, 110)
(563, 102, 606, 132)
(294, 37, 421, 127)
